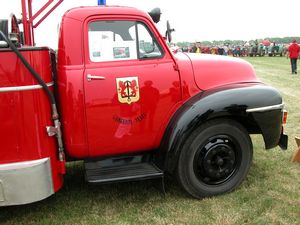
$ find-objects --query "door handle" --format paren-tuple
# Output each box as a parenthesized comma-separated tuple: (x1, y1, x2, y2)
(87, 74, 106, 81)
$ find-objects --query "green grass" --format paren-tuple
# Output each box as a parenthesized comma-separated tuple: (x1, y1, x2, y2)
(1, 57, 300, 225)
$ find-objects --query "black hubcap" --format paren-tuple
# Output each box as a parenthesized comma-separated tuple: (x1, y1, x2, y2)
(194, 135, 241, 185)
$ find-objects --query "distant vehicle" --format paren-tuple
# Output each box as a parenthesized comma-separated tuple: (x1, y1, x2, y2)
(266, 44, 285, 56)
(248, 44, 265, 57)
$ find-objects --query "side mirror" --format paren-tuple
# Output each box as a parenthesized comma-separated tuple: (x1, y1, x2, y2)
(148, 8, 161, 23)
(165, 20, 175, 43)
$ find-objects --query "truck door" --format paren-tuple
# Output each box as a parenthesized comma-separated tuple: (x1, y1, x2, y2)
(84, 19, 181, 157)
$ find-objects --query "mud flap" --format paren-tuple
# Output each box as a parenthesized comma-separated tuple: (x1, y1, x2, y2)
(278, 131, 288, 150)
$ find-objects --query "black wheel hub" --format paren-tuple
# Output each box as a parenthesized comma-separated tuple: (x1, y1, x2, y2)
(194, 136, 241, 185)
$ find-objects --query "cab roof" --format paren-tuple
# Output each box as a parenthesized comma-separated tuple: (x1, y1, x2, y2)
(63, 5, 151, 21)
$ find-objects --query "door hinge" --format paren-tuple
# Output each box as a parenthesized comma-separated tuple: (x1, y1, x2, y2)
(173, 64, 179, 71)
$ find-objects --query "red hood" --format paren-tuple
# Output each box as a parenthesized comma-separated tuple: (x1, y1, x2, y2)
(182, 53, 258, 90)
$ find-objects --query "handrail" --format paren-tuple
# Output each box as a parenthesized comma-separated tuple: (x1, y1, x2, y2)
(21, 0, 64, 46)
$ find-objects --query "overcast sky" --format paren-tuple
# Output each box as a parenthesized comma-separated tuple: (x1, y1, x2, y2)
(1, 0, 300, 48)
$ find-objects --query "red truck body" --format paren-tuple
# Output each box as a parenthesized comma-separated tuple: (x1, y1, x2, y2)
(0, 3, 287, 206)
(0, 48, 63, 203)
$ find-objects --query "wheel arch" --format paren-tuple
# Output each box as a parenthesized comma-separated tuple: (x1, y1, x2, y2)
(158, 83, 283, 174)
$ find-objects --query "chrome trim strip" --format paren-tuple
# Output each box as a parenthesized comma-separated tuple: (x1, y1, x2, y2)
(246, 103, 284, 113)
(0, 82, 54, 93)
(0, 158, 48, 171)
(0, 157, 54, 206)
(0, 181, 4, 202)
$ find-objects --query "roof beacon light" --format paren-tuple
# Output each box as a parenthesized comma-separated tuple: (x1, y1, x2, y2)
(98, 0, 106, 5)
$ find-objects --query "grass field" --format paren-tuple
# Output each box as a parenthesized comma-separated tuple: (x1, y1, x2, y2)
(1, 57, 300, 225)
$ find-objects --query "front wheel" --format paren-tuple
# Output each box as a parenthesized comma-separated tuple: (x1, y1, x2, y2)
(177, 119, 253, 198)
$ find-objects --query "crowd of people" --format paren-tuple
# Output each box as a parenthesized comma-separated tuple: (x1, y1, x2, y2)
(173, 41, 289, 57)
(170, 39, 300, 74)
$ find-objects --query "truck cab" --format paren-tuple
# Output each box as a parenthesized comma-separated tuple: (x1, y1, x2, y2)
(57, 6, 183, 158)
(0, 5, 287, 206)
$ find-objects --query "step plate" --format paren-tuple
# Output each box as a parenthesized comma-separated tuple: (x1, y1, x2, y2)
(85, 163, 163, 184)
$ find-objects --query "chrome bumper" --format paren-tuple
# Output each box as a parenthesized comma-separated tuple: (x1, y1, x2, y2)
(0, 158, 54, 206)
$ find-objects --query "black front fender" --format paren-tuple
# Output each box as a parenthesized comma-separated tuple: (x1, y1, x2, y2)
(159, 83, 284, 174)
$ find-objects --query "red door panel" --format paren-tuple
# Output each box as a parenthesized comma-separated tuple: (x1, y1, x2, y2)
(84, 59, 180, 157)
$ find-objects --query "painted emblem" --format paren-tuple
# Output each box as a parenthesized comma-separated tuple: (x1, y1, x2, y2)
(116, 77, 140, 104)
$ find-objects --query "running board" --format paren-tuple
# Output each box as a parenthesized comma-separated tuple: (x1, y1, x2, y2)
(85, 162, 163, 184)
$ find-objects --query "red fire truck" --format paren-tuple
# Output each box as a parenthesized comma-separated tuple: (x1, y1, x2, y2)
(0, 1, 288, 206)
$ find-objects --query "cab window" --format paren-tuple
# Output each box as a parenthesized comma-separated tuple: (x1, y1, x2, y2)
(88, 20, 163, 62)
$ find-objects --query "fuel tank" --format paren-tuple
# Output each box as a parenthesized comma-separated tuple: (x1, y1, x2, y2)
(0, 47, 63, 204)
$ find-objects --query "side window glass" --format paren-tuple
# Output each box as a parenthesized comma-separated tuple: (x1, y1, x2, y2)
(88, 21, 137, 62)
(136, 23, 163, 59)
(88, 21, 163, 62)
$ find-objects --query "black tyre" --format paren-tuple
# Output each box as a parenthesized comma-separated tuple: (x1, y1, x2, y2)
(177, 119, 253, 198)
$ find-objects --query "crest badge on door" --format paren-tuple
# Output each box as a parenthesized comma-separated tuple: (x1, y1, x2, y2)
(116, 77, 140, 104)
